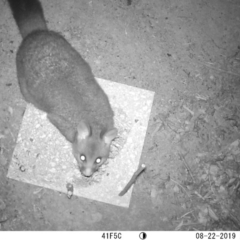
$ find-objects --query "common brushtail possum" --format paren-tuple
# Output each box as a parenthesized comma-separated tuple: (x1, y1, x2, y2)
(7, 0, 118, 177)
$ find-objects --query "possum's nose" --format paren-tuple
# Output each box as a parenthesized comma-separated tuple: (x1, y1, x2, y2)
(82, 167, 93, 177)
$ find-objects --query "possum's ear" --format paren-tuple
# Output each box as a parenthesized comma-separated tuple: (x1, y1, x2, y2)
(77, 121, 91, 141)
(102, 128, 118, 145)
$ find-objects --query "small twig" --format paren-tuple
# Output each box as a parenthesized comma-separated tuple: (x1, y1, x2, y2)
(195, 95, 208, 101)
(174, 219, 184, 231)
(194, 191, 204, 200)
(183, 105, 194, 115)
(180, 210, 194, 219)
(151, 121, 163, 138)
(119, 164, 146, 196)
(229, 214, 240, 229)
(202, 190, 212, 200)
(200, 62, 240, 77)
(179, 154, 195, 183)
(170, 178, 191, 198)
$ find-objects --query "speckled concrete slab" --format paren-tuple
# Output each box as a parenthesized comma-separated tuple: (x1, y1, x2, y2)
(7, 78, 154, 208)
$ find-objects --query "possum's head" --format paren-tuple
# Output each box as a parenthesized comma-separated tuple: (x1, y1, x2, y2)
(72, 121, 118, 177)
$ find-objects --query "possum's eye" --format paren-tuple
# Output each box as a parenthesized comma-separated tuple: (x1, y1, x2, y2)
(80, 154, 86, 161)
(95, 157, 102, 164)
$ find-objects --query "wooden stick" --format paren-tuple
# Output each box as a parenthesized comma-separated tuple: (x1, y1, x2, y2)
(119, 164, 146, 196)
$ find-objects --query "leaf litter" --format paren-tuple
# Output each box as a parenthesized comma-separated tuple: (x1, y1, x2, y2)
(145, 63, 240, 230)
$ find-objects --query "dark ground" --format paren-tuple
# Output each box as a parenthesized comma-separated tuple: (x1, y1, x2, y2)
(1, 0, 240, 230)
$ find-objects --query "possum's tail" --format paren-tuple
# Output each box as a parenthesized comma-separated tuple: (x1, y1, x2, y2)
(7, 0, 47, 38)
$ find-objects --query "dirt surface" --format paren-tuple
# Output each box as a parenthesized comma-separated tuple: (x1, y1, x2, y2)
(1, 0, 240, 231)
